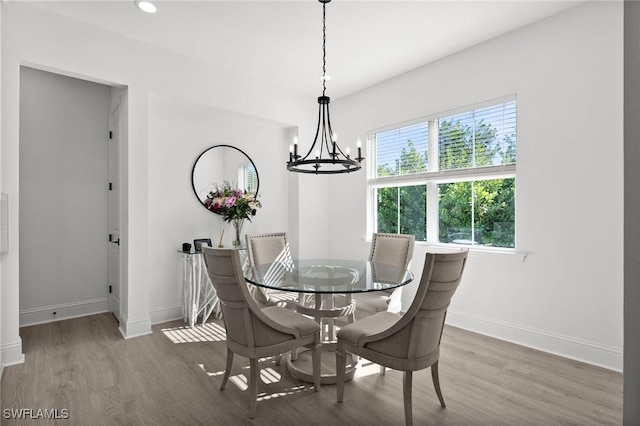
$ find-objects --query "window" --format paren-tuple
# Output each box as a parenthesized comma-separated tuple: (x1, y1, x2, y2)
(238, 163, 258, 195)
(244, 163, 258, 194)
(369, 97, 516, 248)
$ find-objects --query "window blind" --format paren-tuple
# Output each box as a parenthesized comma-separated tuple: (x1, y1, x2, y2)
(439, 100, 516, 171)
(375, 122, 428, 177)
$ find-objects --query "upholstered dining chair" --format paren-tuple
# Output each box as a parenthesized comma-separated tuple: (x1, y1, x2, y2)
(245, 232, 299, 309)
(336, 249, 468, 426)
(353, 233, 416, 320)
(201, 247, 321, 419)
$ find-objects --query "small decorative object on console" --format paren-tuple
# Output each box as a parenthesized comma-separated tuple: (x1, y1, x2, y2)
(193, 238, 212, 252)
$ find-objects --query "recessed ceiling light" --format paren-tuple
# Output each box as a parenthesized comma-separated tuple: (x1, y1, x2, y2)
(135, 0, 157, 14)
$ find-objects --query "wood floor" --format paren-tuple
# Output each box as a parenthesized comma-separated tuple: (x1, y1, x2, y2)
(1, 313, 622, 425)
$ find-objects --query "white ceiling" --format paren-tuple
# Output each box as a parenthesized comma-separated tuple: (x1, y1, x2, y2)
(30, 0, 583, 99)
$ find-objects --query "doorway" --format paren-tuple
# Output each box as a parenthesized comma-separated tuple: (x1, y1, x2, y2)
(19, 67, 122, 326)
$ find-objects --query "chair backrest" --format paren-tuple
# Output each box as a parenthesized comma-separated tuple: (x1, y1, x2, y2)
(245, 232, 292, 267)
(363, 249, 467, 367)
(404, 249, 467, 362)
(368, 233, 415, 269)
(201, 247, 296, 349)
(369, 233, 415, 295)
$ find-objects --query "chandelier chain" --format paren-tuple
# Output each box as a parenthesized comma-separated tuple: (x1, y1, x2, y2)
(322, 2, 327, 96)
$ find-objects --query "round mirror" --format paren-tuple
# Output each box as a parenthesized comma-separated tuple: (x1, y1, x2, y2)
(191, 145, 260, 214)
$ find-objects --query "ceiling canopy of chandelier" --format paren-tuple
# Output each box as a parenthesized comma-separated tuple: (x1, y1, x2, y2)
(287, 0, 364, 175)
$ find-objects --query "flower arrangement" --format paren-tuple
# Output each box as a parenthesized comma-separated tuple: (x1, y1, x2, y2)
(204, 181, 262, 222)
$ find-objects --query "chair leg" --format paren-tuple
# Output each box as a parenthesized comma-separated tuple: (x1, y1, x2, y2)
(220, 348, 234, 390)
(380, 365, 386, 375)
(336, 346, 346, 402)
(310, 342, 321, 392)
(403, 371, 413, 426)
(431, 361, 446, 408)
(248, 357, 259, 419)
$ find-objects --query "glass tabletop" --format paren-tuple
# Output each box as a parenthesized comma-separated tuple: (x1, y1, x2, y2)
(244, 258, 414, 294)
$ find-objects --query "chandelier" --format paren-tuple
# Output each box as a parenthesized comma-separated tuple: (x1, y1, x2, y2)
(287, 0, 363, 175)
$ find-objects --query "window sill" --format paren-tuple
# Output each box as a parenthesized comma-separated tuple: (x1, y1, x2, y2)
(414, 241, 528, 262)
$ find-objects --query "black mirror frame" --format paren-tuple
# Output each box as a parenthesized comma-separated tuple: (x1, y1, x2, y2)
(191, 144, 260, 215)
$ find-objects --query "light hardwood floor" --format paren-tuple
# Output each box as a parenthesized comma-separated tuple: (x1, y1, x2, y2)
(1, 313, 622, 425)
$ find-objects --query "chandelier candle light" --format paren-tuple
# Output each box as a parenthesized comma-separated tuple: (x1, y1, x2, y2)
(287, 0, 364, 174)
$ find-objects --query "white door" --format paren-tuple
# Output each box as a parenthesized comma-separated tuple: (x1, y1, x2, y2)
(108, 105, 121, 321)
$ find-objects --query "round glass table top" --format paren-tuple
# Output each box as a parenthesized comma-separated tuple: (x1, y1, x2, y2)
(244, 258, 414, 294)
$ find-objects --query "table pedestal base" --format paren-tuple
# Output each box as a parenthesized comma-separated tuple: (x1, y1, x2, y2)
(285, 344, 357, 385)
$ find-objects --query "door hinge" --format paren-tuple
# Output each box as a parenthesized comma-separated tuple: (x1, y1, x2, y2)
(109, 182, 113, 191)
(109, 131, 113, 140)
(109, 233, 113, 242)
(109, 285, 112, 294)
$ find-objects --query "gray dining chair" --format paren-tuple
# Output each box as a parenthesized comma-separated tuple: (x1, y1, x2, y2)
(354, 233, 416, 319)
(336, 249, 468, 426)
(332, 233, 415, 327)
(201, 247, 321, 419)
(245, 232, 299, 309)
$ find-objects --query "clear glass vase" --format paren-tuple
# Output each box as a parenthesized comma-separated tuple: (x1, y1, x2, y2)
(231, 218, 244, 248)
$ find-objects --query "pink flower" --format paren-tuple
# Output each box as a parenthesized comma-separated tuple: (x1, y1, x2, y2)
(225, 196, 237, 207)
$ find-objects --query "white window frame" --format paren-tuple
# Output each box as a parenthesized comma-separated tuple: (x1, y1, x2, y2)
(366, 95, 517, 250)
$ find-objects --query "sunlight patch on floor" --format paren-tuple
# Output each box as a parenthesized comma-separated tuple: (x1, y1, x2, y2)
(197, 363, 225, 377)
(260, 367, 281, 383)
(161, 322, 226, 343)
(200, 357, 282, 380)
(208, 357, 316, 399)
(227, 373, 313, 399)
(353, 359, 386, 379)
(230, 374, 249, 390)
(257, 384, 312, 401)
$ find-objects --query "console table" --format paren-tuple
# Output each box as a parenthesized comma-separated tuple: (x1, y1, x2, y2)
(178, 250, 220, 327)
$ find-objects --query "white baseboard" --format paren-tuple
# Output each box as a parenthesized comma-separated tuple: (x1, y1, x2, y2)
(1, 338, 25, 369)
(446, 310, 623, 372)
(109, 293, 121, 323)
(119, 313, 152, 339)
(19, 298, 109, 327)
(117, 311, 128, 339)
(150, 304, 182, 325)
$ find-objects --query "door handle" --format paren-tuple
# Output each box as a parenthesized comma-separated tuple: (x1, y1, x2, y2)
(112, 239, 120, 246)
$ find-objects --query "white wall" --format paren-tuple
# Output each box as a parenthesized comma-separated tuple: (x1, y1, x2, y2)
(19, 67, 111, 326)
(147, 94, 291, 323)
(1, 2, 313, 364)
(329, 2, 623, 370)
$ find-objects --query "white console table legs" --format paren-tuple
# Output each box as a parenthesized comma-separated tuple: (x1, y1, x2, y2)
(180, 251, 220, 327)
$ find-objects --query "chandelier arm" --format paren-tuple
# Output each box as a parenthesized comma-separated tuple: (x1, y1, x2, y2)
(300, 101, 324, 161)
(324, 102, 337, 159)
(321, 105, 331, 159)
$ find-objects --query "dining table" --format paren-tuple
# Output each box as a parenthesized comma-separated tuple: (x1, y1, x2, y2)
(244, 258, 414, 384)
